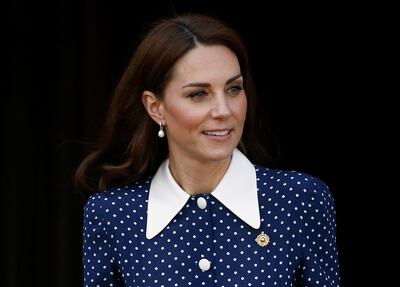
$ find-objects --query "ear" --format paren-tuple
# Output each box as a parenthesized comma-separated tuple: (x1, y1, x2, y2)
(141, 90, 165, 125)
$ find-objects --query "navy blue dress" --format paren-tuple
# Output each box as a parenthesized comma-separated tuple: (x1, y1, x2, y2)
(83, 149, 340, 286)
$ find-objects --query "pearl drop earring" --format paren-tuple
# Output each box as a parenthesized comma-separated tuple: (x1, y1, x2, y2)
(158, 122, 165, 138)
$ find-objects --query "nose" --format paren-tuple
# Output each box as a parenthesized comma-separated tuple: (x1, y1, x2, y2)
(210, 93, 231, 118)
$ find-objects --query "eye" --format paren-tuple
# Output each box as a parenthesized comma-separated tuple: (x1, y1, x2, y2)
(188, 90, 207, 101)
(226, 85, 243, 96)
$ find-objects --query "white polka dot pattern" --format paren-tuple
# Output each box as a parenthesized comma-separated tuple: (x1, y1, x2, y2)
(83, 166, 340, 286)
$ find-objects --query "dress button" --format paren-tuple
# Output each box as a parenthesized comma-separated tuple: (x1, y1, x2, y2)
(197, 197, 207, 209)
(198, 258, 211, 272)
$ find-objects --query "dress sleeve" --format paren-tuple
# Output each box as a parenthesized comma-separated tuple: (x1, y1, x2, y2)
(83, 194, 120, 286)
(299, 177, 341, 286)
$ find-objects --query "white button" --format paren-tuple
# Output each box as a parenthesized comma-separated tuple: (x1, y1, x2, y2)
(197, 197, 207, 209)
(198, 258, 211, 272)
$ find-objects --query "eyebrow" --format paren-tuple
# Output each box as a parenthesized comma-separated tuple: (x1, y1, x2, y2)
(181, 73, 242, 89)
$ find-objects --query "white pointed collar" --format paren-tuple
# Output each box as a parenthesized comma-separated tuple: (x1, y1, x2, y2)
(146, 148, 261, 239)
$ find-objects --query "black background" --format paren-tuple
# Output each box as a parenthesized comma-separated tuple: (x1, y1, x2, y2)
(4, 1, 393, 286)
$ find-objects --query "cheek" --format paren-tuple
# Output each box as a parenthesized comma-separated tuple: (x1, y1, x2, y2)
(234, 96, 248, 122)
(165, 103, 205, 130)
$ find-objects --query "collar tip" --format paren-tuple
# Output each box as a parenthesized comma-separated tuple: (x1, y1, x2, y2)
(146, 230, 157, 240)
(251, 221, 261, 229)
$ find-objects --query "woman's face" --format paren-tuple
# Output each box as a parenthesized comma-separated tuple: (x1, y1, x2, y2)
(160, 44, 247, 163)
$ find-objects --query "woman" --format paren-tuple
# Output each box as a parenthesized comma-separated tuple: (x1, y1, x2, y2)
(75, 13, 340, 286)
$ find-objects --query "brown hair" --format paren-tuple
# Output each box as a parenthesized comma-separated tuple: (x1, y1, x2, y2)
(74, 13, 276, 195)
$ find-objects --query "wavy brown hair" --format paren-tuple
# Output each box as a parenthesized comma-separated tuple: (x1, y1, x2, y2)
(74, 13, 277, 195)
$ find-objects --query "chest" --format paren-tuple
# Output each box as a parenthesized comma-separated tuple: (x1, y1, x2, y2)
(109, 195, 304, 286)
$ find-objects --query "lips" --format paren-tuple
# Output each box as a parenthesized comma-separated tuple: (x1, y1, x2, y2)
(202, 129, 232, 136)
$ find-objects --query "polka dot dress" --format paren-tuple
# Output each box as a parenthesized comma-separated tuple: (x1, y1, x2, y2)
(83, 166, 340, 286)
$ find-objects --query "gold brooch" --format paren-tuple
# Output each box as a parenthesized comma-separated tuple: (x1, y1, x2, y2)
(255, 231, 270, 247)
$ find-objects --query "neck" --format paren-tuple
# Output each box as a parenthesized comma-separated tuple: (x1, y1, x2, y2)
(168, 152, 232, 195)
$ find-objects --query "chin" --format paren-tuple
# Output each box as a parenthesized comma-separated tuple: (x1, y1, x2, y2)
(197, 145, 236, 162)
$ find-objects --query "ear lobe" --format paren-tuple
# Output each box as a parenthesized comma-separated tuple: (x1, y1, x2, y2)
(142, 90, 164, 124)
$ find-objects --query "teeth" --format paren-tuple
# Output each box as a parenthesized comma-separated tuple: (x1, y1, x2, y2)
(203, 130, 230, 136)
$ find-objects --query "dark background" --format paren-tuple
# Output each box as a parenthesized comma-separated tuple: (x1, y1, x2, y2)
(4, 1, 392, 286)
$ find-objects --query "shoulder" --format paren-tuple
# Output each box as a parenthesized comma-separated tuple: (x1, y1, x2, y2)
(254, 165, 335, 209)
(83, 176, 152, 217)
(254, 164, 329, 189)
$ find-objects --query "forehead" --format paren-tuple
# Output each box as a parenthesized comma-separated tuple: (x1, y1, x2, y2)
(170, 45, 241, 85)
